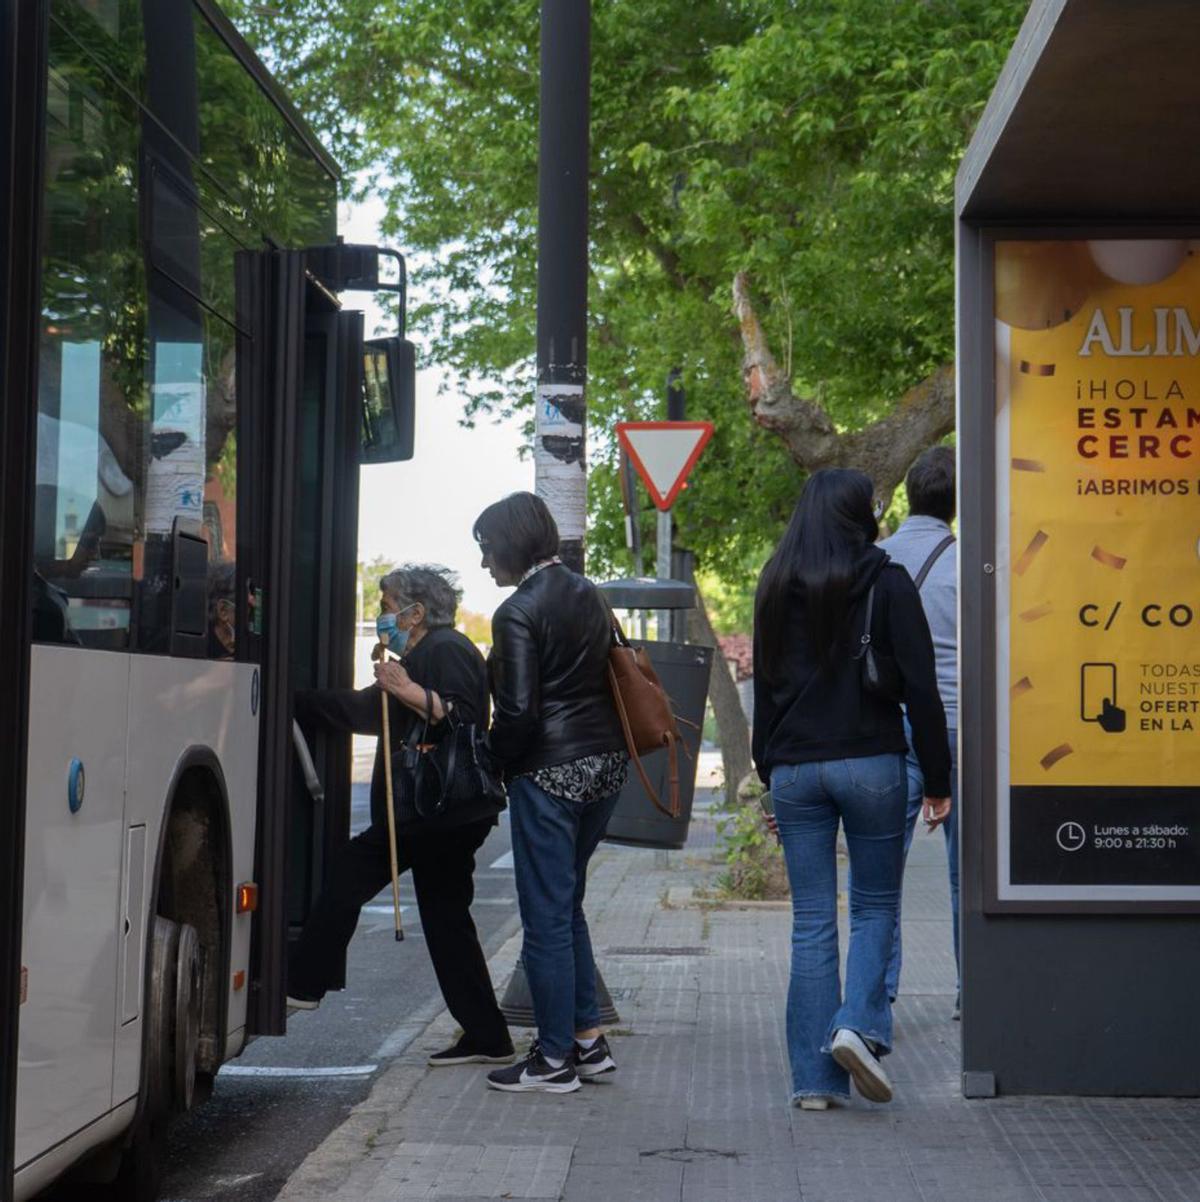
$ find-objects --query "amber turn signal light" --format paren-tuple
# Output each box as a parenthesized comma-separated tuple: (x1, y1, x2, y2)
(236, 882, 258, 914)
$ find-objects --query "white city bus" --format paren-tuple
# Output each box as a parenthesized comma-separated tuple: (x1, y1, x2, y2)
(4, 3, 413, 1198)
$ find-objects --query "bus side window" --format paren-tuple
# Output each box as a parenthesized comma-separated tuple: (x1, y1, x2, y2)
(33, 59, 140, 650)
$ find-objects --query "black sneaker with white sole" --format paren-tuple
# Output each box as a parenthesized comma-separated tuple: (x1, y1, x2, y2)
(428, 1035, 516, 1067)
(573, 1035, 617, 1080)
(486, 1043, 581, 1094)
(285, 993, 321, 1011)
(831, 1028, 893, 1103)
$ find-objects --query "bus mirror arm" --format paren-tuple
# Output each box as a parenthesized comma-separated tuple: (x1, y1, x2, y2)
(374, 248, 407, 339)
(304, 240, 408, 338)
(291, 720, 325, 804)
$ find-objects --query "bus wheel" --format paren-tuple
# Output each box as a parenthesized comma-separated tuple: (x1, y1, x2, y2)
(173, 922, 202, 1113)
(112, 915, 201, 1199)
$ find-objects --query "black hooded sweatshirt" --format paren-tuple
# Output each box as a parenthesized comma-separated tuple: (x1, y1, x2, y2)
(751, 544, 951, 797)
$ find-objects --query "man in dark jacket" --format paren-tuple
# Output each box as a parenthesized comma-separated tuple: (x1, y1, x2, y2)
(287, 564, 512, 1067)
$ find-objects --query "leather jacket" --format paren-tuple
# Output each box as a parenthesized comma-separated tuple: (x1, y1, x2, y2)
(486, 563, 625, 777)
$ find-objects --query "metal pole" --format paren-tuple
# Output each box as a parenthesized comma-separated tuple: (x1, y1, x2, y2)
(656, 509, 671, 638)
(666, 370, 686, 641)
(533, 0, 589, 574)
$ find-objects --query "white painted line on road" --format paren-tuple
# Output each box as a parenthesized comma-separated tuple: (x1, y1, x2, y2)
(361, 904, 412, 916)
(219, 1065, 377, 1079)
(490, 850, 514, 869)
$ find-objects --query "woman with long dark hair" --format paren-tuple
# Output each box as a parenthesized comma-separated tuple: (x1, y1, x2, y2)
(752, 468, 950, 1109)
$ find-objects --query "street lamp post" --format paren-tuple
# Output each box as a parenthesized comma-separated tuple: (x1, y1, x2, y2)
(533, 0, 589, 573)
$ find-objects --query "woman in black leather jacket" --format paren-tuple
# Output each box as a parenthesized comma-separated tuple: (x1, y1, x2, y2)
(474, 492, 628, 1095)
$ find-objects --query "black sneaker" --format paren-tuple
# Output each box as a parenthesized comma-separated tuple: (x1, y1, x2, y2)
(428, 1035, 516, 1067)
(573, 1034, 617, 1080)
(486, 1042, 581, 1094)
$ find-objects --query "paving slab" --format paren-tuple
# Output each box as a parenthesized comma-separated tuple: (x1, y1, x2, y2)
(278, 810, 1200, 1202)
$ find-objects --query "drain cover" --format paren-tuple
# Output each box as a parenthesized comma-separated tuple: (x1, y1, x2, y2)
(605, 946, 709, 956)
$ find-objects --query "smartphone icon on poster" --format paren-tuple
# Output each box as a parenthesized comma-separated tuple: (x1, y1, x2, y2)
(1080, 662, 1125, 733)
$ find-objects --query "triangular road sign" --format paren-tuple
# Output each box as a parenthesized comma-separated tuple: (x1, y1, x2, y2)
(616, 421, 714, 511)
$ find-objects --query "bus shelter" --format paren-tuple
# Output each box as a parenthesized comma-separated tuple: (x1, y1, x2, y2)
(957, 0, 1200, 1095)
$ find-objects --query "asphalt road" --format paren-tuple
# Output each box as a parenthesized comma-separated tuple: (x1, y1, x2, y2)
(157, 780, 519, 1202)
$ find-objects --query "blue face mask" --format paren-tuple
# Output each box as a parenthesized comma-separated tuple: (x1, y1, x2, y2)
(376, 606, 415, 655)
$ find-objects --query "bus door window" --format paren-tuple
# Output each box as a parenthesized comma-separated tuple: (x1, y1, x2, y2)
(139, 167, 243, 659)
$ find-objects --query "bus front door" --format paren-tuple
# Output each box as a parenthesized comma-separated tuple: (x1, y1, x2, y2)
(241, 251, 360, 1036)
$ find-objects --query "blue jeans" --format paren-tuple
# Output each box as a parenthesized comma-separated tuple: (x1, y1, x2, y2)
(507, 775, 621, 1060)
(884, 724, 959, 1002)
(772, 755, 907, 1101)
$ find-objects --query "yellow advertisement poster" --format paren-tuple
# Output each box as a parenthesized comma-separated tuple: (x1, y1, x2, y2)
(997, 239, 1200, 893)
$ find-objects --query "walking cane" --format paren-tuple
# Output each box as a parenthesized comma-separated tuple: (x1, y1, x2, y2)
(379, 641, 405, 942)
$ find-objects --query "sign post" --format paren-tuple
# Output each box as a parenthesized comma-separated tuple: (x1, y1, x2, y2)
(616, 420, 714, 638)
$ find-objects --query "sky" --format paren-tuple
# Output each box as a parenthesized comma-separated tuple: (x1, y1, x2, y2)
(339, 195, 532, 617)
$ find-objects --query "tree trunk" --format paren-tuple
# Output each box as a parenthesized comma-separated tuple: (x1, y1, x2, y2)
(733, 271, 955, 505)
(688, 586, 752, 803)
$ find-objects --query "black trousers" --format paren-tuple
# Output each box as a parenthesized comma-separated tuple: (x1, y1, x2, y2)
(289, 817, 510, 1050)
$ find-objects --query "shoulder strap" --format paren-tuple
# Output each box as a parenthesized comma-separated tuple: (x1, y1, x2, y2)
(857, 583, 876, 655)
(913, 533, 956, 592)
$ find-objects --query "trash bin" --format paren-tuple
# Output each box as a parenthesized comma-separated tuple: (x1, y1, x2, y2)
(597, 577, 714, 850)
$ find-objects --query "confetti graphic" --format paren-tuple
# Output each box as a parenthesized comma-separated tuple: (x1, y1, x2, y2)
(1013, 530, 1049, 577)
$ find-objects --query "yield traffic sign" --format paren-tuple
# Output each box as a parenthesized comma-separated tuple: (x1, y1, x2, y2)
(616, 421, 714, 511)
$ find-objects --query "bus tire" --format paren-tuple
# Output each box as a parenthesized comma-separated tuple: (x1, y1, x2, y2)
(173, 922, 202, 1113)
(110, 914, 201, 1199)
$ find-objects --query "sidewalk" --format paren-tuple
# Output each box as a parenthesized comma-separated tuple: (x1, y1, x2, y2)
(277, 801, 1200, 1202)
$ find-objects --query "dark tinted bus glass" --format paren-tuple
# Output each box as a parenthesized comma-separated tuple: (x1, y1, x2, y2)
(192, 10, 337, 251)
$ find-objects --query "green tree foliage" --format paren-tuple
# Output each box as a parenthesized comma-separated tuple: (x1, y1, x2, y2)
(234, 0, 1023, 599)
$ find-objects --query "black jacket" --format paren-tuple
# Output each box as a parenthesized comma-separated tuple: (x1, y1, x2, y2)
(486, 563, 625, 777)
(296, 626, 502, 833)
(752, 545, 951, 796)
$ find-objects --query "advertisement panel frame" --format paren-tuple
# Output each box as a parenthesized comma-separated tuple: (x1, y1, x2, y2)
(965, 222, 1200, 915)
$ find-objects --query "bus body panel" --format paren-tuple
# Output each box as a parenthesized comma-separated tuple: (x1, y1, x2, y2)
(123, 655, 260, 1084)
(13, 1097, 136, 1202)
(16, 644, 130, 1168)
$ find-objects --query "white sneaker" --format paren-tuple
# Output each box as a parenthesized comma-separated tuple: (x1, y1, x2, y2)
(286, 994, 320, 1011)
(831, 1028, 892, 1103)
(795, 1096, 830, 1111)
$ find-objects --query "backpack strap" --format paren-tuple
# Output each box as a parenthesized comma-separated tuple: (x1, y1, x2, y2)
(913, 533, 956, 591)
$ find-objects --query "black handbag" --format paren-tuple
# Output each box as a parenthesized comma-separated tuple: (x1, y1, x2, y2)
(854, 583, 903, 703)
(401, 689, 506, 821)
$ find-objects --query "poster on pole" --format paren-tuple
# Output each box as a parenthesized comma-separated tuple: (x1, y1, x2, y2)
(534, 382, 585, 540)
(994, 237, 1200, 905)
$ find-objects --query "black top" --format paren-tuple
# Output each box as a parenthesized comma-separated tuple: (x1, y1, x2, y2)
(751, 545, 951, 797)
(296, 626, 502, 833)
(487, 563, 626, 778)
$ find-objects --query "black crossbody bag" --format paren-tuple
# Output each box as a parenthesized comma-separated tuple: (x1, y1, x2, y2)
(400, 689, 506, 821)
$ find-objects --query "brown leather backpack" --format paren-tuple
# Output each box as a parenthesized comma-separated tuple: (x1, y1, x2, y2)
(606, 616, 686, 818)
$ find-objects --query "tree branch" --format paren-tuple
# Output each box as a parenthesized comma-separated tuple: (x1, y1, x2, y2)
(733, 271, 954, 501)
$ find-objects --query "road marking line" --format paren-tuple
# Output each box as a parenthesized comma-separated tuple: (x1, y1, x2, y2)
(490, 850, 514, 869)
(219, 1065, 377, 1078)
(361, 904, 412, 916)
